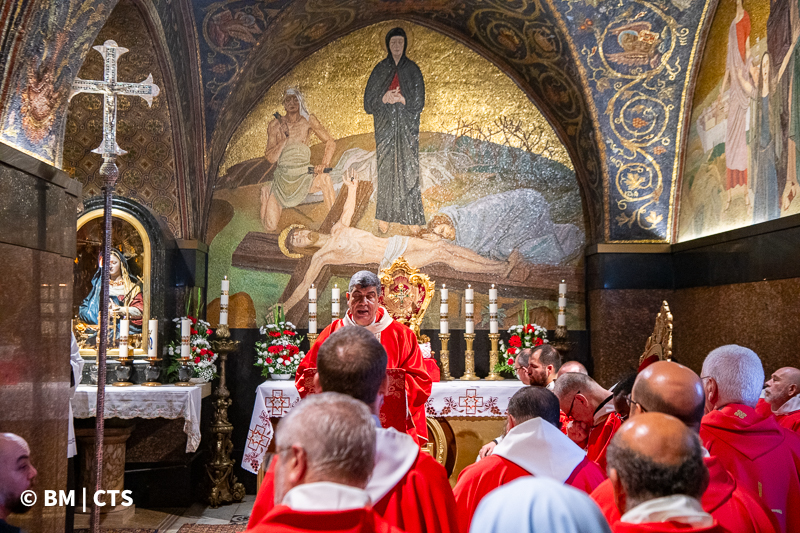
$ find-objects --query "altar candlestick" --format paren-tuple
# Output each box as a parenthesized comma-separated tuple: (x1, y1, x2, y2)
(465, 284, 474, 334)
(181, 318, 191, 358)
(119, 319, 130, 358)
(220, 276, 229, 326)
(331, 284, 340, 321)
(489, 284, 499, 334)
(558, 279, 567, 327)
(440, 284, 449, 334)
(148, 319, 158, 358)
(308, 284, 317, 334)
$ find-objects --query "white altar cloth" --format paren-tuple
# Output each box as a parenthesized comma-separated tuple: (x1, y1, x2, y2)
(72, 384, 205, 453)
(243, 379, 524, 474)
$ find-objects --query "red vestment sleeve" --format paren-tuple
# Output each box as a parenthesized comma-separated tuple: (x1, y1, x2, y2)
(248, 458, 277, 529)
(251, 505, 404, 533)
(391, 325, 432, 442)
(565, 457, 606, 494)
(588, 412, 623, 473)
(591, 478, 620, 527)
(373, 452, 458, 533)
(453, 455, 530, 533)
(613, 521, 724, 532)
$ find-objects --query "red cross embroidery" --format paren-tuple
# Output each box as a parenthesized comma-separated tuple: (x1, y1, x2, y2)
(265, 390, 291, 416)
(459, 389, 484, 414)
(247, 423, 272, 451)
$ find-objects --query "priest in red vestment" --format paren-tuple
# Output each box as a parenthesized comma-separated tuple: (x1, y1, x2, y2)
(699, 345, 800, 533)
(454, 386, 604, 531)
(253, 326, 457, 533)
(554, 372, 623, 472)
(295, 271, 432, 444)
(247, 394, 403, 533)
(592, 361, 778, 533)
(606, 413, 724, 533)
(756, 367, 800, 433)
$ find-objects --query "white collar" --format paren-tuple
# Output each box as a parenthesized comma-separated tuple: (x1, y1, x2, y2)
(593, 399, 616, 426)
(775, 395, 800, 415)
(365, 427, 420, 503)
(621, 495, 714, 527)
(546, 380, 555, 391)
(493, 417, 586, 483)
(343, 307, 394, 339)
(282, 482, 371, 511)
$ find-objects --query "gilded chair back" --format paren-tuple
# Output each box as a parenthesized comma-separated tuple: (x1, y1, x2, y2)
(378, 256, 435, 338)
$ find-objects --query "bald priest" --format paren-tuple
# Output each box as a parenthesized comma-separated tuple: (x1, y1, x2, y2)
(295, 271, 432, 444)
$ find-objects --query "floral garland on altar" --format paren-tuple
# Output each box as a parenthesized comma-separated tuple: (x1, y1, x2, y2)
(166, 316, 218, 382)
(254, 306, 304, 378)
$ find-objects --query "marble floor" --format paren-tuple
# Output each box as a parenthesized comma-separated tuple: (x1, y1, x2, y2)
(108, 495, 255, 532)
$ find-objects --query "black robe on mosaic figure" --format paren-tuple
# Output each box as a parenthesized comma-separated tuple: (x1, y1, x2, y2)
(364, 27, 426, 227)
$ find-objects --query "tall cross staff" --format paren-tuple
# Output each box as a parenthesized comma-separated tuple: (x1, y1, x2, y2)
(69, 39, 159, 533)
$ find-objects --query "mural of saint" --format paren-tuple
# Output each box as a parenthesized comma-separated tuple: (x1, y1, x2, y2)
(78, 249, 143, 345)
(753, 53, 780, 223)
(260, 88, 336, 232)
(719, 0, 755, 210)
(364, 27, 426, 233)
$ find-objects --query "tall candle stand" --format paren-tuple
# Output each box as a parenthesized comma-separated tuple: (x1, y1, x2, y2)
(485, 333, 503, 380)
(460, 333, 479, 381)
(207, 323, 245, 507)
(438, 333, 453, 381)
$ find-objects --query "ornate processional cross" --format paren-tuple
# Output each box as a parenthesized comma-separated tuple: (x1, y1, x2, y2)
(69, 39, 159, 533)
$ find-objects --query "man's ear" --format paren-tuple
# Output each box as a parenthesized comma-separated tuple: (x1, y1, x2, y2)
(378, 374, 389, 396)
(313, 372, 322, 393)
(704, 378, 718, 409)
(546, 364, 555, 377)
(609, 468, 627, 515)
(287, 444, 307, 486)
(506, 414, 517, 431)
(789, 383, 799, 398)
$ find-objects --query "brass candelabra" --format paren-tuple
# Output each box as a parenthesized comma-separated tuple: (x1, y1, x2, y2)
(207, 323, 245, 507)
(460, 333, 479, 381)
(307, 332, 319, 349)
(438, 333, 453, 381)
(486, 333, 503, 380)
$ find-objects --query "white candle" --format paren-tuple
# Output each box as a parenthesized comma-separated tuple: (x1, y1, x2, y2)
(489, 283, 498, 334)
(465, 283, 474, 334)
(181, 318, 191, 358)
(332, 284, 340, 319)
(440, 319, 449, 334)
(441, 284, 448, 301)
(148, 319, 158, 358)
(558, 314, 567, 327)
(489, 284, 497, 301)
(558, 297, 567, 308)
(308, 319, 317, 334)
(221, 276, 230, 292)
(465, 285, 474, 302)
(559, 280, 567, 296)
(466, 319, 474, 334)
(309, 285, 317, 301)
(119, 319, 130, 357)
(309, 284, 317, 334)
(220, 276, 229, 326)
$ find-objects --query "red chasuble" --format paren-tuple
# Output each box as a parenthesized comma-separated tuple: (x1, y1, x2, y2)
(613, 521, 724, 533)
(700, 404, 800, 533)
(248, 505, 404, 533)
(756, 398, 800, 433)
(588, 411, 624, 473)
(592, 456, 779, 533)
(295, 308, 432, 443)
(454, 455, 604, 531)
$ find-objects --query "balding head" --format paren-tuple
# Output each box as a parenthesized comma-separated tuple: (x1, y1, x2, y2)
(764, 367, 800, 411)
(607, 413, 708, 513)
(272, 393, 376, 504)
(552, 373, 610, 426)
(316, 325, 387, 407)
(631, 361, 705, 431)
(701, 344, 764, 410)
(0, 433, 36, 518)
(557, 360, 588, 378)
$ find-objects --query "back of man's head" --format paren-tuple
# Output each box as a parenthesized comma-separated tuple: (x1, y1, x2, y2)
(517, 348, 532, 368)
(701, 344, 764, 408)
(276, 393, 376, 491)
(553, 372, 596, 399)
(317, 326, 387, 405)
(607, 413, 708, 513)
(557, 360, 588, 378)
(507, 386, 561, 428)
(632, 361, 705, 430)
(532, 344, 562, 372)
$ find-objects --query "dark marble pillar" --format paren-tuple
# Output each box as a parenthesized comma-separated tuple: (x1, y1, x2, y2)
(0, 142, 80, 532)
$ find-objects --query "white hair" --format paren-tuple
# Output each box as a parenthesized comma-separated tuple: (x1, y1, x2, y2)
(276, 392, 375, 485)
(702, 344, 764, 408)
(283, 87, 310, 120)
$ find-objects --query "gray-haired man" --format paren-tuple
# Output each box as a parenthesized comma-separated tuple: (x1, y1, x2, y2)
(295, 270, 432, 445)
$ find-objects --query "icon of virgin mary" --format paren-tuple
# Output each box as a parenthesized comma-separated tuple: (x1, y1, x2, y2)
(78, 249, 144, 344)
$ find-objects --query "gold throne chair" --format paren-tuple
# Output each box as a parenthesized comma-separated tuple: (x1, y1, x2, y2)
(379, 256, 448, 466)
(638, 300, 673, 372)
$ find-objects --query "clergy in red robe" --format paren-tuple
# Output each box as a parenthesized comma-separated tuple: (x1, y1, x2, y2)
(607, 413, 724, 533)
(248, 393, 403, 533)
(295, 271, 431, 443)
(554, 372, 621, 472)
(592, 361, 778, 533)
(254, 326, 456, 533)
(756, 367, 800, 433)
(454, 386, 605, 531)
(700, 345, 800, 533)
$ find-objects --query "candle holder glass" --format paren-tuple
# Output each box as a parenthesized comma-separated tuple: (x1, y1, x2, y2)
(89, 363, 100, 386)
(485, 333, 504, 380)
(113, 356, 134, 386)
(438, 333, 453, 381)
(143, 357, 162, 386)
(175, 357, 195, 386)
(460, 333, 480, 381)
